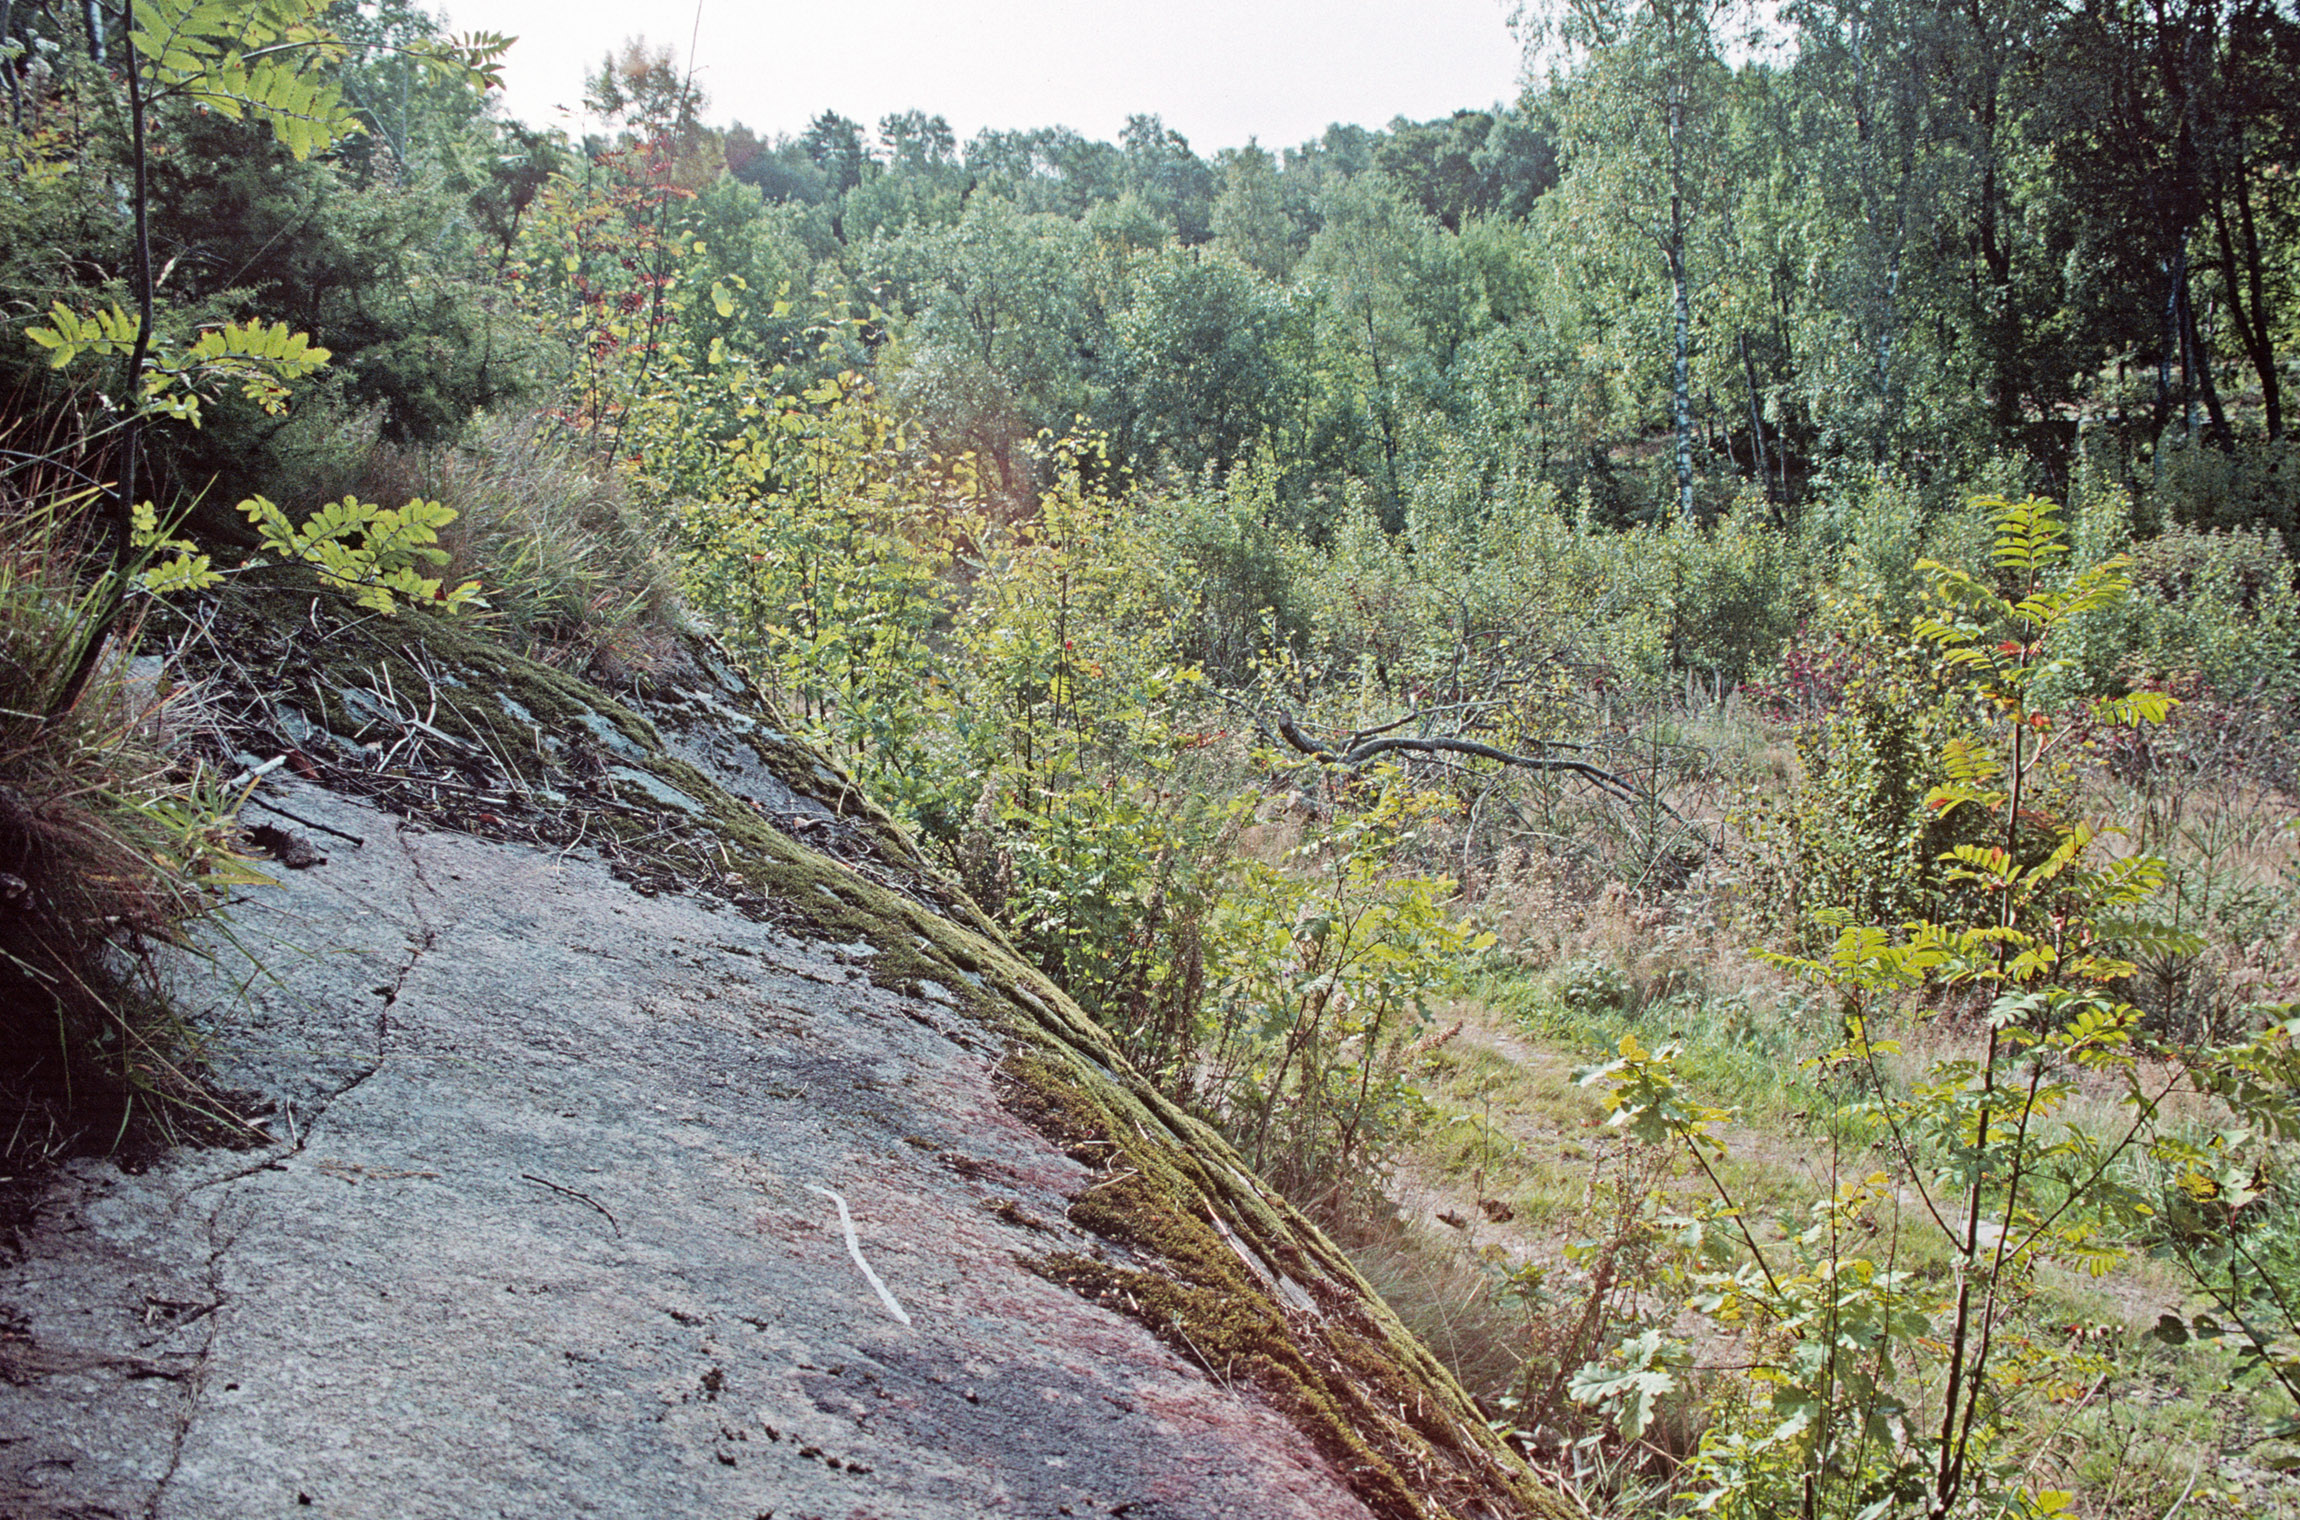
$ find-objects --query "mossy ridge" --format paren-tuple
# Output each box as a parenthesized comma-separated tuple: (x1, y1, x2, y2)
(182, 582, 1563, 1520)
(1004, 1047, 1566, 1520)
(196, 593, 1066, 1016)
(177, 586, 1126, 1089)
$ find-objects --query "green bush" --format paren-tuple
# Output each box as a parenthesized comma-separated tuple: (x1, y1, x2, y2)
(1741, 593, 2011, 941)
(939, 435, 1224, 1022)
(1557, 956, 1634, 1015)
(1652, 502, 1811, 685)
(1149, 447, 1313, 681)
(2148, 436, 2300, 566)
(1191, 777, 1488, 1218)
(2091, 525, 2300, 704)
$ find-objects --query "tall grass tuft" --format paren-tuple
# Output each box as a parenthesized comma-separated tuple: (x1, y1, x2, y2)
(0, 484, 252, 1165)
(355, 416, 678, 673)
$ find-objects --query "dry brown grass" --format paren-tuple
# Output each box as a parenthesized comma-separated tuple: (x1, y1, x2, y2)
(2093, 754, 2300, 1044)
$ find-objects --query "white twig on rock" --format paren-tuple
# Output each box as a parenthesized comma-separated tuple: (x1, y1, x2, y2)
(807, 1184, 912, 1327)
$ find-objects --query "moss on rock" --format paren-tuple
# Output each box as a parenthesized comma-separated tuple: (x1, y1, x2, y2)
(176, 579, 1569, 1520)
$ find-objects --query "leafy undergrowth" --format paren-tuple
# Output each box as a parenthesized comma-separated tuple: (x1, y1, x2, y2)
(1289, 503, 2300, 1520)
(1367, 990, 2300, 1518)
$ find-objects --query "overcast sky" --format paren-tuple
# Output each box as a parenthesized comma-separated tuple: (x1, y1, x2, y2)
(434, 0, 1529, 153)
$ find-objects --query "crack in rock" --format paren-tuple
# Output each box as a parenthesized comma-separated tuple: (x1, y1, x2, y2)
(337, 921, 432, 1104)
(168, 822, 442, 1208)
(143, 1213, 233, 1520)
(130, 827, 441, 1515)
(286, 822, 444, 1143)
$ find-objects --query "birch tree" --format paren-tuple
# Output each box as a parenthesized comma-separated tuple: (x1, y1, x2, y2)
(1520, 0, 1737, 520)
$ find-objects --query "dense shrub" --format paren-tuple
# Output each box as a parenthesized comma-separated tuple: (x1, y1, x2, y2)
(2102, 526, 2299, 702)
(1740, 592, 2048, 942)
(2148, 436, 2300, 565)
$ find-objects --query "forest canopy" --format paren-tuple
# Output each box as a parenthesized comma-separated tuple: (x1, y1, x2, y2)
(2, 0, 2293, 538)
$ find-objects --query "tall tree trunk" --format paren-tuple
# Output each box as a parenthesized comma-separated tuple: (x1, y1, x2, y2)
(1965, 0, 2021, 442)
(2174, 243, 2233, 446)
(1978, 155, 2021, 437)
(2173, 245, 2200, 441)
(1668, 81, 1696, 522)
(2212, 167, 2283, 440)
(1670, 245, 1695, 520)
(1362, 300, 1404, 526)
(1874, 247, 1902, 464)
(1772, 307, 1793, 503)
(2153, 8, 2232, 448)
(2156, 257, 2178, 444)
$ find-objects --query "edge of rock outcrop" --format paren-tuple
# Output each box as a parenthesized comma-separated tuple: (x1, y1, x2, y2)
(166, 585, 1568, 1520)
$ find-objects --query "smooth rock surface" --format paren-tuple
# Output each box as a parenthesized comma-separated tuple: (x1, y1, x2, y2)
(0, 783, 1369, 1520)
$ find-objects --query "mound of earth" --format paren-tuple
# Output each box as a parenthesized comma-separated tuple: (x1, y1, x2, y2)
(0, 593, 1565, 1520)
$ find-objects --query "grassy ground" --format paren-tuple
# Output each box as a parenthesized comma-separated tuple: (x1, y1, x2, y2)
(1352, 977, 2300, 1518)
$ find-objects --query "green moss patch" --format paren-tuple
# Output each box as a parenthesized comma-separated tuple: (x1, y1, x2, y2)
(1003, 1050, 1567, 1520)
